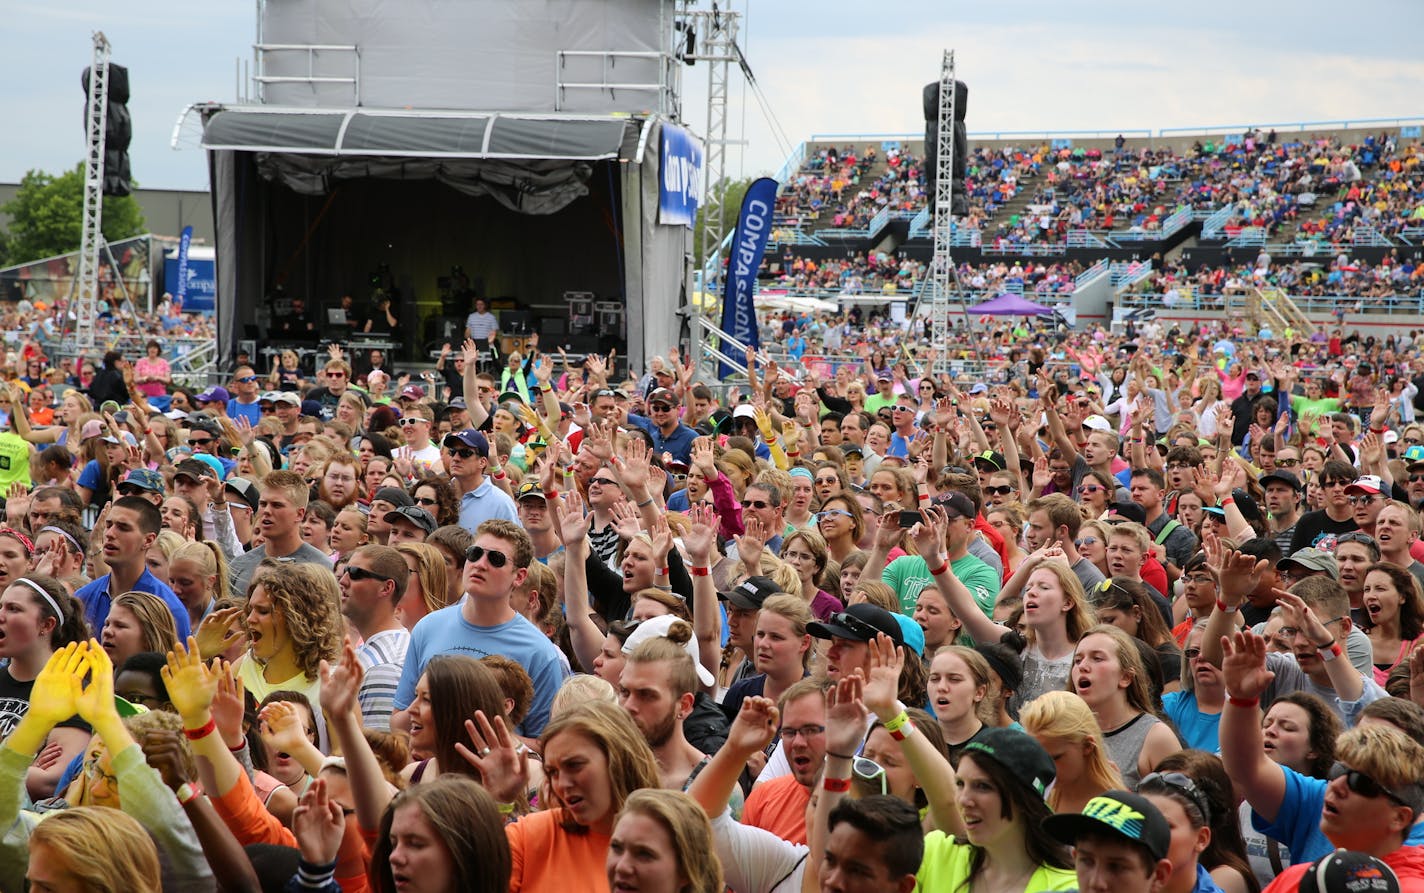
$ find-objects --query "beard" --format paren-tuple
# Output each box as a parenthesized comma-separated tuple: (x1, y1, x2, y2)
(641, 708, 679, 749)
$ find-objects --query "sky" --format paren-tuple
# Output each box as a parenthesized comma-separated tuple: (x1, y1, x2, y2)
(2, 0, 1422, 194)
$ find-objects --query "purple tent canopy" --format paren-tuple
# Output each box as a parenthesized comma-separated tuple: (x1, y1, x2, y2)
(969, 293, 1055, 316)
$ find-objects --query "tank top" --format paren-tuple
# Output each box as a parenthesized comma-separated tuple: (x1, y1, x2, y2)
(1103, 712, 1160, 789)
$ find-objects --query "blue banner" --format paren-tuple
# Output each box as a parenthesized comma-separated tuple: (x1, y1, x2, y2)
(658, 123, 702, 228)
(718, 176, 777, 380)
(174, 226, 193, 302)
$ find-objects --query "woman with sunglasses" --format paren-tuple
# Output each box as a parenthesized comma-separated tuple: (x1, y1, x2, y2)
(409, 476, 460, 528)
(1152, 750, 1260, 893)
(1076, 468, 1115, 520)
(985, 503, 1027, 576)
(816, 494, 865, 564)
(1076, 519, 1112, 578)
(1361, 562, 1424, 685)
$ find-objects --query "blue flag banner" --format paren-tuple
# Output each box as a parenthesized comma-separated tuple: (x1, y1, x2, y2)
(658, 124, 703, 227)
(174, 225, 194, 302)
(718, 176, 778, 380)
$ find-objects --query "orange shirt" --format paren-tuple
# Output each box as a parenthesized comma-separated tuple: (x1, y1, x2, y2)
(742, 774, 811, 845)
(507, 809, 611, 893)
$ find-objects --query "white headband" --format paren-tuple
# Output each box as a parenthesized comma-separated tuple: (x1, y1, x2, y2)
(39, 526, 81, 553)
(15, 578, 62, 623)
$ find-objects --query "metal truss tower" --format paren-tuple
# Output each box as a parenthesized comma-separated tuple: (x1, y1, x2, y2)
(73, 31, 112, 352)
(685, 5, 738, 290)
(928, 50, 957, 375)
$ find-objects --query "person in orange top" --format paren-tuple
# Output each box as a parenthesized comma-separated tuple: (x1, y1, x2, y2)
(468, 700, 660, 893)
(740, 679, 827, 845)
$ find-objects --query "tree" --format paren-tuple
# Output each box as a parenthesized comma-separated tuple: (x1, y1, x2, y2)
(693, 176, 753, 267)
(0, 164, 145, 266)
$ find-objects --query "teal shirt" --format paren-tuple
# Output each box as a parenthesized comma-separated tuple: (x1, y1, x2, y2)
(883, 553, 1000, 617)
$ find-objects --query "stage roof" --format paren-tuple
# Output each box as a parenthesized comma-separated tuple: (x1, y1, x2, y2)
(201, 107, 636, 161)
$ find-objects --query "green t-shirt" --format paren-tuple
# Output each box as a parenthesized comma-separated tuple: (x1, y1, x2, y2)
(884, 553, 999, 618)
(0, 433, 31, 491)
(864, 392, 896, 415)
(1289, 394, 1342, 427)
(918, 832, 1077, 893)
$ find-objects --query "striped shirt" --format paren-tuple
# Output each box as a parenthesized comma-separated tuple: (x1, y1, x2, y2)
(590, 522, 621, 568)
(357, 627, 412, 732)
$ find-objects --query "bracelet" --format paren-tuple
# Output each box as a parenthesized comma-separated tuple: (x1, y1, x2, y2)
(1227, 695, 1260, 709)
(917, 492, 929, 502)
(1215, 599, 1238, 614)
(657, 567, 669, 577)
(176, 782, 202, 806)
(1318, 640, 1342, 661)
(786, 450, 800, 457)
(492, 471, 507, 480)
(825, 751, 856, 760)
(1371, 427, 1386, 434)
(636, 497, 655, 508)
(889, 721, 916, 742)
(183, 717, 217, 741)
(497, 801, 517, 815)
(1220, 496, 1235, 507)
(689, 566, 711, 577)
(822, 776, 852, 793)
(883, 710, 910, 733)
(928, 561, 949, 577)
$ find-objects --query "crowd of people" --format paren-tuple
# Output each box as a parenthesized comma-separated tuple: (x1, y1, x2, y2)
(6, 312, 1424, 892)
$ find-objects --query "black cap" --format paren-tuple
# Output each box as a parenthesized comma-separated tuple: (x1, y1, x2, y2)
(972, 449, 1006, 471)
(1104, 501, 1147, 525)
(718, 575, 783, 610)
(808, 603, 904, 648)
(173, 458, 218, 482)
(933, 491, 976, 520)
(372, 487, 414, 509)
(1042, 790, 1171, 862)
(1260, 469, 1303, 492)
(1298, 851, 1401, 893)
(385, 506, 437, 534)
(516, 481, 548, 503)
(224, 478, 260, 512)
(961, 728, 1056, 796)
(1229, 487, 1264, 523)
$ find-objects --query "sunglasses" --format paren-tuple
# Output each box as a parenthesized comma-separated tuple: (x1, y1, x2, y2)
(414, 496, 439, 507)
(465, 545, 510, 568)
(398, 417, 425, 427)
(1321, 479, 1353, 489)
(448, 447, 477, 459)
(590, 477, 618, 487)
(984, 485, 1015, 496)
(1329, 762, 1416, 809)
(188, 437, 214, 447)
(236, 376, 259, 384)
(1074, 536, 1099, 547)
(1183, 648, 1202, 660)
(826, 610, 885, 643)
(326, 370, 346, 378)
(816, 509, 854, 522)
(853, 757, 888, 796)
(649, 403, 674, 412)
(741, 499, 770, 509)
(1275, 458, 1300, 467)
(342, 565, 392, 583)
(1348, 494, 1379, 505)
(259, 405, 275, 413)
(1078, 485, 1104, 495)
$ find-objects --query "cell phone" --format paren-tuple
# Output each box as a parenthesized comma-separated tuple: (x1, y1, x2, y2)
(897, 510, 922, 529)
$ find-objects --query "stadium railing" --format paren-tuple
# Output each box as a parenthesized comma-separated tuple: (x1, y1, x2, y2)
(1200, 204, 1238, 239)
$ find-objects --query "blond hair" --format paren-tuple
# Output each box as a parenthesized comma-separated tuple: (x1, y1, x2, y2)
(1335, 723, 1424, 791)
(31, 807, 161, 893)
(111, 591, 181, 654)
(617, 790, 723, 893)
(247, 564, 342, 679)
(396, 542, 452, 615)
(1020, 690, 1123, 811)
(550, 674, 618, 718)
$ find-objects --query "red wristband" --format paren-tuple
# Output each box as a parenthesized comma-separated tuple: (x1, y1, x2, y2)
(822, 776, 852, 793)
(657, 567, 669, 577)
(928, 562, 949, 577)
(689, 565, 710, 577)
(917, 493, 929, 502)
(1228, 696, 1260, 709)
(889, 721, 915, 741)
(183, 717, 217, 741)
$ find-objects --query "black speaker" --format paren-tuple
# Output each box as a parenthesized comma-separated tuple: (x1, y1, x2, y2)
(83, 63, 133, 197)
(922, 80, 968, 216)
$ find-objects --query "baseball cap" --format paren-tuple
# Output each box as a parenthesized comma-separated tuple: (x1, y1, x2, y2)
(173, 457, 219, 483)
(1346, 475, 1384, 496)
(1404, 445, 1424, 467)
(271, 391, 300, 406)
(968, 383, 989, 395)
(385, 506, 437, 534)
(1083, 415, 1112, 432)
(224, 478, 260, 512)
(196, 386, 230, 404)
(732, 404, 758, 421)
(933, 491, 976, 520)
(647, 388, 677, 406)
(444, 429, 490, 456)
(399, 385, 425, 401)
(1104, 501, 1147, 525)
(118, 469, 165, 494)
(80, 419, 105, 441)
(718, 575, 783, 610)
(448, 396, 467, 410)
(1260, 470, 1303, 492)
(372, 486, 415, 509)
(259, 391, 280, 404)
(893, 615, 925, 657)
(1042, 790, 1171, 862)
(1298, 851, 1401, 893)
(808, 603, 904, 648)
(841, 445, 864, 458)
(1278, 547, 1340, 580)
(621, 614, 717, 688)
(972, 449, 1006, 471)
(962, 728, 1056, 796)
(516, 481, 548, 503)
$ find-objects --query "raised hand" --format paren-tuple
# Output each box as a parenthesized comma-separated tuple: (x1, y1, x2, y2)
(735, 516, 768, 572)
(909, 506, 946, 562)
(25, 641, 89, 730)
(461, 339, 482, 367)
(612, 437, 651, 494)
(1031, 456, 1052, 492)
(690, 437, 718, 479)
(319, 642, 365, 721)
(648, 515, 674, 562)
(1220, 630, 1274, 700)
(682, 504, 718, 564)
(872, 511, 903, 552)
(726, 696, 780, 755)
(211, 661, 247, 749)
(862, 634, 904, 718)
(161, 638, 221, 726)
(258, 700, 312, 756)
(609, 501, 644, 542)
(582, 423, 614, 462)
(74, 644, 119, 726)
(292, 778, 348, 866)
(454, 710, 529, 804)
(195, 606, 245, 661)
(140, 729, 193, 792)
(825, 672, 869, 758)
(554, 488, 593, 547)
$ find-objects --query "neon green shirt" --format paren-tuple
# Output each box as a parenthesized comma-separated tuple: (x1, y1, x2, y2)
(918, 833, 1078, 893)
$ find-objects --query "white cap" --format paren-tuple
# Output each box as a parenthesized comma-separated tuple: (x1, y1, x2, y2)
(732, 404, 757, 420)
(1083, 415, 1112, 432)
(620, 614, 716, 688)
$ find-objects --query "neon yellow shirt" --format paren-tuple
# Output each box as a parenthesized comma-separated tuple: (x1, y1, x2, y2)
(917, 832, 1078, 893)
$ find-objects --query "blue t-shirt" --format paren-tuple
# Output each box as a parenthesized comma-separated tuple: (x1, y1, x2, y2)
(626, 414, 699, 465)
(1161, 690, 1222, 753)
(666, 490, 690, 513)
(392, 602, 569, 736)
(77, 460, 105, 494)
(75, 568, 192, 644)
(457, 478, 519, 534)
(226, 399, 263, 427)
(1253, 765, 1424, 864)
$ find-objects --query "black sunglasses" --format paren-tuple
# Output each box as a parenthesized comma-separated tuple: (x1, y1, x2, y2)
(188, 437, 214, 447)
(465, 545, 510, 568)
(984, 485, 1015, 496)
(448, 447, 477, 459)
(1329, 762, 1416, 809)
(342, 565, 392, 583)
(826, 610, 887, 643)
(1139, 771, 1213, 824)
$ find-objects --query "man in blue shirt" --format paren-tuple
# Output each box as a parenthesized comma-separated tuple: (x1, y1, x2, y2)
(75, 496, 191, 642)
(626, 388, 698, 464)
(446, 429, 518, 534)
(392, 519, 568, 736)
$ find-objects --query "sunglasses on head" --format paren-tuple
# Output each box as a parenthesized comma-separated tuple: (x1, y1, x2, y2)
(1138, 771, 1213, 824)
(465, 545, 510, 568)
(342, 565, 392, 583)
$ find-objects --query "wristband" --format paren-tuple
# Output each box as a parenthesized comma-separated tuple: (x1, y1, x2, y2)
(492, 471, 507, 480)
(176, 782, 202, 806)
(1215, 599, 1238, 614)
(917, 492, 929, 502)
(689, 566, 711, 577)
(1318, 641, 1342, 661)
(497, 801, 517, 815)
(889, 721, 915, 742)
(883, 710, 911, 733)
(657, 567, 669, 577)
(1220, 496, 1235, 507)
(636, 497, 655, 508)
(928, 561, 949, 577)
(822, 776, 852, 793)
(1371, 427, 1386, 434)
(183, 717, 217, 741)
(1228, 695, 1260, 709)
